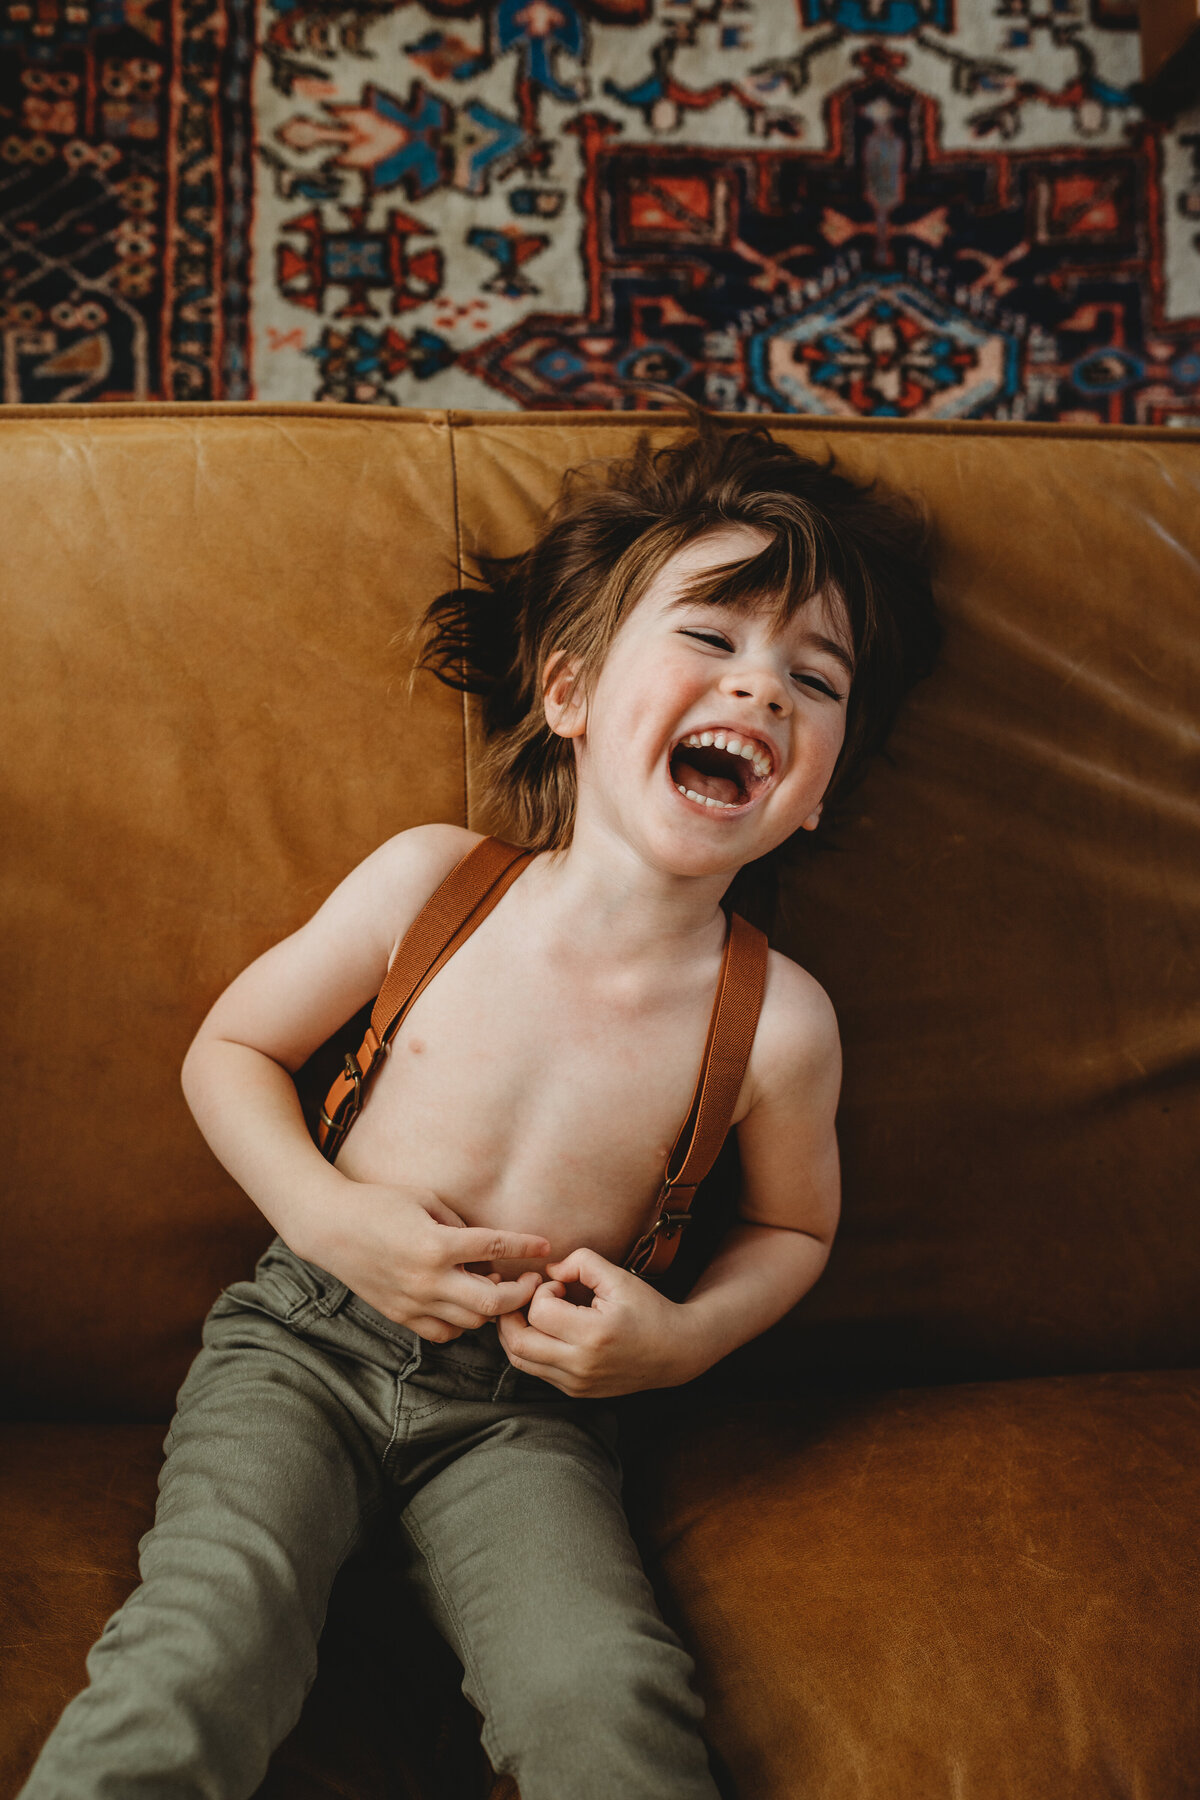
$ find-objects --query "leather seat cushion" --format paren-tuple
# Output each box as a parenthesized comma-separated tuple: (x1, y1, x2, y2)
(620, 1367, 1200, 1799)
(5, 1368, 1198, 1799)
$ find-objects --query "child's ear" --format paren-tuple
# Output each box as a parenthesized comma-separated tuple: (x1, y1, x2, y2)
(543, 650, 587, 739)
(801, 802, 823, 832)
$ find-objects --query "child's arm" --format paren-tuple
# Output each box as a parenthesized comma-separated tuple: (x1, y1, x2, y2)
(497, 953, 841, 1395)
(181, 824, 551, 1339)
(665, 952, 842, 1369)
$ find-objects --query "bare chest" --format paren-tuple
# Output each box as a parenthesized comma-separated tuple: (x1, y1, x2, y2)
(333, 927, 731, 1266)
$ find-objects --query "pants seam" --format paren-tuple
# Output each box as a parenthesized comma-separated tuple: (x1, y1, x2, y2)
(397, 1508, 513, 1775)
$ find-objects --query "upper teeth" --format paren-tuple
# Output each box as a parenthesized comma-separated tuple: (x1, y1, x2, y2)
(680, 732, 772, 780)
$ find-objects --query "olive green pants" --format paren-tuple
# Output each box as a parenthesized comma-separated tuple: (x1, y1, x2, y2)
(20, 1238, 718, 1800)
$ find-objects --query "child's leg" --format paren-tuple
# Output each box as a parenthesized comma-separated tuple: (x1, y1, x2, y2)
(393, 1337, 720, 1800)
(19, 1292, 385, 1800)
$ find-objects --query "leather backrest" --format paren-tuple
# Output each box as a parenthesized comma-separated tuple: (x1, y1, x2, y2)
(0, 408, 465, 1417)
(1, 405, 1197, 1416)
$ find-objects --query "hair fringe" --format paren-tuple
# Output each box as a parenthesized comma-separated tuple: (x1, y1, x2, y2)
(406, 394, 941, 933)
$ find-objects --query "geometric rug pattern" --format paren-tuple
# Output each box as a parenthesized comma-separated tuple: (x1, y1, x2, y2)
(3, 0, 1199, 421)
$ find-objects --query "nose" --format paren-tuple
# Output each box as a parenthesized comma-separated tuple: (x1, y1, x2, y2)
(718, 654, 792, 717)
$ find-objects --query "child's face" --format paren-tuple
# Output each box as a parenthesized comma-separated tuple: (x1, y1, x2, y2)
(546, 525, 852, 874)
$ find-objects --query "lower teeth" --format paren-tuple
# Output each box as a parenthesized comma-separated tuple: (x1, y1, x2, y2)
(676, 783, 737, 809)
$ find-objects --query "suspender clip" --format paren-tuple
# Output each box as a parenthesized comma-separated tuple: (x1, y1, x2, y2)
(625, 1196, 693, 1276)
(317, 1052, 365, 1159)
(340, 1050, 363, 1111)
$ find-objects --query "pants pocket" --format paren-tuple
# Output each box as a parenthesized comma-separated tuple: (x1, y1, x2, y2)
(214, 1236, 349, 1325)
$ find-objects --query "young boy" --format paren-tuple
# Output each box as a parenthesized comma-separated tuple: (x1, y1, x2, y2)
(21, 413, 938, 1799)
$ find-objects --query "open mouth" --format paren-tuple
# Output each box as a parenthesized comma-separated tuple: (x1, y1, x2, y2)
(668, 732, 773, 810)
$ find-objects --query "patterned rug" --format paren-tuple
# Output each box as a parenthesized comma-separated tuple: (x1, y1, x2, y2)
(3, 0, 1199, 420)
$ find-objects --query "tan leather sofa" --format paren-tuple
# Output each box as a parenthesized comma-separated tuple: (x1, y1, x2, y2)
(2, 404, 1198, 1800)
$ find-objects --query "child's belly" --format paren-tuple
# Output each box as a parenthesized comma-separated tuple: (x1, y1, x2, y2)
(327, 920, 741, 1304)
(456, 1197, 655, 1306)
(338, 1117, 665, 1301)
(332, 1038, 680, 1298)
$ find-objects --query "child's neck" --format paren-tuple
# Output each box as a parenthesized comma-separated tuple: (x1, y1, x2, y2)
(521, 817, 735, 971)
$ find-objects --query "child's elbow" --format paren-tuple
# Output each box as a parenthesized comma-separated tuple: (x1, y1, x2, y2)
(179, 1031, 212, 1116)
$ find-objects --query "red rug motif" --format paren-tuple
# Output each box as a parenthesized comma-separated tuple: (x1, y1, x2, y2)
(2, 0, 1199, 420)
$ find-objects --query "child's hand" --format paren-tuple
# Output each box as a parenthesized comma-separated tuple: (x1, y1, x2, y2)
(299, 1179, 551, 1343)
(495, 1248, 700, 1398)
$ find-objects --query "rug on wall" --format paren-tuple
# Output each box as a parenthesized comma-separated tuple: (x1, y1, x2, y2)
(2, 0, 1199, 420)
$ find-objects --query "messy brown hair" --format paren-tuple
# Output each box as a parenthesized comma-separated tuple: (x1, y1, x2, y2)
(409, 405, 940, 933)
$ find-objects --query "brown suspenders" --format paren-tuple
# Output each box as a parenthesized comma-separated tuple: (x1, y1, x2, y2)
(316, 836, 768, 1281)
(317, 837, 537, 1161)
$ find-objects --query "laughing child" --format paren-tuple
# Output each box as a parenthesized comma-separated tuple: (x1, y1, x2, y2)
(21, 410, 938, 1800)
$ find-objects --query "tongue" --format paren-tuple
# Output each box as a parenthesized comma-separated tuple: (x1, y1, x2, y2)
(675, 753, 742, 806)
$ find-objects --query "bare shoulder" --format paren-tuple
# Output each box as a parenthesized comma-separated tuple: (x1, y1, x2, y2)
(185, 824, 492, 1072)
(371, 821, 487, 897)
(370, 823, 488, 957)
(738, 946, 841, 1119)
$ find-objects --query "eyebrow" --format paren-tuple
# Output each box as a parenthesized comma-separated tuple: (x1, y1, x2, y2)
(665, 595, 856, 677)
(801, 633, 856, 678)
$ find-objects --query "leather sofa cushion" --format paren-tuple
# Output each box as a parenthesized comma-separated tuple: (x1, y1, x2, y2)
(623, 1366, 1200, 1799)
(5, 1369, 1198, 1800)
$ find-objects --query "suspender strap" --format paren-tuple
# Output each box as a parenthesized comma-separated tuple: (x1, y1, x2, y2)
(624, 910, 769, 1278)
(317, 837, 535, 1161)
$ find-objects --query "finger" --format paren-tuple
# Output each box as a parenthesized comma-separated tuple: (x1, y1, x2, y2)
(525, 1282, 593, 1344)
(421, 1193, 471, 1230)
(397, 1294, 494, 1332)
(431, 1280, 541, 1332)
(443, 1268, 543, 1317)
(410, 1317, 464, 1343)
(477, 1268, 539, 1298)
(419, 1272, 540, 1330)
(500, 1306, 580, 1370)
(501, 1341, 573, 1396)
(544, 1246, 625, 1300)
(436, 1225, 553, 1263)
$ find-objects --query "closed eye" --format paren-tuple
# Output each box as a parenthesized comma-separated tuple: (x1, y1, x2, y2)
(682, 631, 731, 650)
(680, 631, 843, 702)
